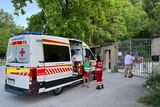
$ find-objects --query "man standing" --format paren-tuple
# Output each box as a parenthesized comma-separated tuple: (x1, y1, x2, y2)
(124, 52, 135, 78)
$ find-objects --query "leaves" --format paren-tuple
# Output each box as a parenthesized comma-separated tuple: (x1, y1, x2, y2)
(11, 0, 152, 46)
(0, 9, 24, 53)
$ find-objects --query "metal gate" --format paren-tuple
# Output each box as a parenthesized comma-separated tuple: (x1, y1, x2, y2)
(118, 38, 152, 78)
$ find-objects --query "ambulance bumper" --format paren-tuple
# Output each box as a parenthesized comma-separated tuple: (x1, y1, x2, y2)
(5, 84, 38, 95)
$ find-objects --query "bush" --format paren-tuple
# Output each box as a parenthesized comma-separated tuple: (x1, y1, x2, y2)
(138, 74, 160, 106)
(146, 74, 160, 86)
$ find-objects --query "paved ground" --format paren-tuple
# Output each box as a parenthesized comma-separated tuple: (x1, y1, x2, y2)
(0, 66, 154, 107)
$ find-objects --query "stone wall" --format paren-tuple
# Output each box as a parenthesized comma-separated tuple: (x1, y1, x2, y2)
(100, 43, 118, 72)
(152, 37, 160, 73)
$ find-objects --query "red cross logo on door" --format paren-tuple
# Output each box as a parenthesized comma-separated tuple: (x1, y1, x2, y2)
(20, 48, 25, 57)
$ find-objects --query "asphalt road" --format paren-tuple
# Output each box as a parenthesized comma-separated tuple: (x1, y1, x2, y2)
(0, 66, 154, 107)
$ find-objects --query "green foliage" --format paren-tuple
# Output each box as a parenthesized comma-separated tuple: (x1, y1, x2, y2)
(26, 11, 50, 33)
(143, 0, 160, 18)
(11, 0, 151, 46)
(133, 44, 150, 59)
(26, 0, 115, 45)
(138, 95, 160, 105)
(143, 0, 160, 37)
(138, 74, 160, 106)
(0, 9, 24, 53)
(149, 2, 160, 36)
(122, 1, 149, 38)
(11, 0, 33, 15)
(146, 74, 160, 87)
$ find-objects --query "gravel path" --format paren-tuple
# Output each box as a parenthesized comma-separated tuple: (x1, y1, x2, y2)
(0, 66, 155, 107)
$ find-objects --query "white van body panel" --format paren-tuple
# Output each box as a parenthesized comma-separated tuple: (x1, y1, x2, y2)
(5, 33, 96, 95)
(7, 74, 30, 89)
(6, 35, 31, 89)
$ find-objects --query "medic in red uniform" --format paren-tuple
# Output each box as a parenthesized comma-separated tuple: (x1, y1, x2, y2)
(95, 55, 104, 90)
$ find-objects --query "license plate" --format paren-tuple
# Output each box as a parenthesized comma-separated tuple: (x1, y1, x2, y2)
(7, 79, 15, 85)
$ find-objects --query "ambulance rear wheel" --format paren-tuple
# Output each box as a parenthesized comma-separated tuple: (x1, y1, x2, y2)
(53, 87, 63, 95)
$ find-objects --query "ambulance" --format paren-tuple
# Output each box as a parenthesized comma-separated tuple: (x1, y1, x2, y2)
(5, 32, 96, 95)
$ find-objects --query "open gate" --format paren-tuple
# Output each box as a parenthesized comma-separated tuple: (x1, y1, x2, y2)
(118, 38, 152, 78)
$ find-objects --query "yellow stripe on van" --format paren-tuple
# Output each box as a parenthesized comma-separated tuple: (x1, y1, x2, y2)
(6, 68, 30, 74)
(56, 66, 72, 68)
(43, 42, 70, 46)
(11, 44, 27, 46)
(36, 42, 42, 45)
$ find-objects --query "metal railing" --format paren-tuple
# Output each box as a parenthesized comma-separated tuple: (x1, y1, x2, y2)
(118, 38, 152, 78)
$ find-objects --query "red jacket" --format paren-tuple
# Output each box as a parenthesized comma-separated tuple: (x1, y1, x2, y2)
(95, 61, 103, 71)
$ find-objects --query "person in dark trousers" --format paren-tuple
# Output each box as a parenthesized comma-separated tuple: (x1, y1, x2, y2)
(95, 55, 104, 90)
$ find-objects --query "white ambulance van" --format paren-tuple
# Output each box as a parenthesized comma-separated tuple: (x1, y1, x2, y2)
(5, 32, 96, 95)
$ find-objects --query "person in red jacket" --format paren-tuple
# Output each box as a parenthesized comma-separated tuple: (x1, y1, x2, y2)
(95, 55, 104, 90)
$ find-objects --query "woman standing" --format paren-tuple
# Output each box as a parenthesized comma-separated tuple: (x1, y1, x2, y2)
(95, 55, 104, 90)
(82, 55, 91, 88)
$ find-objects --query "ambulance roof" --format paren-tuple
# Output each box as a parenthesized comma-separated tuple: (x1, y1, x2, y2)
(10, 32, 83, 42)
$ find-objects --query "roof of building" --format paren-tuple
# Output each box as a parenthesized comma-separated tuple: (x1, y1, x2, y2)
(90, 42, 115, 49)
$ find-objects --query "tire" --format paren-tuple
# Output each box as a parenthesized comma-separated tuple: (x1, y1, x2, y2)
(52, 87, 63, 95)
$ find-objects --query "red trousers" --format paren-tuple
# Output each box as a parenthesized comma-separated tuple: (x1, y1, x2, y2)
(95, 71, 103, 85)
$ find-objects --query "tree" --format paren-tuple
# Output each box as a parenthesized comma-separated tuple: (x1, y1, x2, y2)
(25, 0, 113, 45)
(148, 2, 160, 36)
(143, 0, 160, 18)
(26, 11, 50, 33)
(122, 1, 149, 38)
(0, 9, 24, 54)
(11, 0, 150, 46)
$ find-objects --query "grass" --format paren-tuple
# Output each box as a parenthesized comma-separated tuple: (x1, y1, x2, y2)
(138, 74, 160, 106)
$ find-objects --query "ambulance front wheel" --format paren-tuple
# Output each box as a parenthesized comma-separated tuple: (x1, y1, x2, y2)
(52, 87, 63, 95)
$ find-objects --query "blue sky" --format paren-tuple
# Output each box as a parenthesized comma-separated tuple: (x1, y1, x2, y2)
(0, 0, 40, 28)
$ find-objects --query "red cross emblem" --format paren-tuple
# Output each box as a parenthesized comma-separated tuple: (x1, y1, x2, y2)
(98, 62, 102, 67)
(20, 48, 25, 57)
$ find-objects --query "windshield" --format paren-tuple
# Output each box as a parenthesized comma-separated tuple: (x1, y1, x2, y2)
(7, 45, 29, 63)
(85, 49, 95, 60)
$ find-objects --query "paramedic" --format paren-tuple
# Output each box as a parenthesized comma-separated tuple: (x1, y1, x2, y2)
(95, 55, 104, 90)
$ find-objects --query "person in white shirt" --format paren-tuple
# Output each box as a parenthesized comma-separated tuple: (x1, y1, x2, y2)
(124, 52, 135, 78)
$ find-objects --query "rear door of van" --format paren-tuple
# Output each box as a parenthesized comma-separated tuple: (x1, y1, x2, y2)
(5, 35, 31, 93)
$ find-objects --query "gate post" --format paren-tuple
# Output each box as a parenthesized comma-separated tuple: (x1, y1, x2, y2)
(114, 42, 118, 72)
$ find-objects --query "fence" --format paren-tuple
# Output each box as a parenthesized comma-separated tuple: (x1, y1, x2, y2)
(118, 38, 152, 78)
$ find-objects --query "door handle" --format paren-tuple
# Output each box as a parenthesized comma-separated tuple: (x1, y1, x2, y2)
(39, 61, 44, 63)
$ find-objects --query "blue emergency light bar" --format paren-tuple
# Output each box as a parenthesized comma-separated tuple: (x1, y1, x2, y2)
(10, 31, 43, 37)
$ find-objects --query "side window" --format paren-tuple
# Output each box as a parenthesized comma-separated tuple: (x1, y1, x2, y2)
(43, 44, 70, 62)
(85, 49, 95, 60)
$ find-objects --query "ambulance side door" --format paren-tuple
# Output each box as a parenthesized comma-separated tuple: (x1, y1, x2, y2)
(42, 37, 72, 91)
